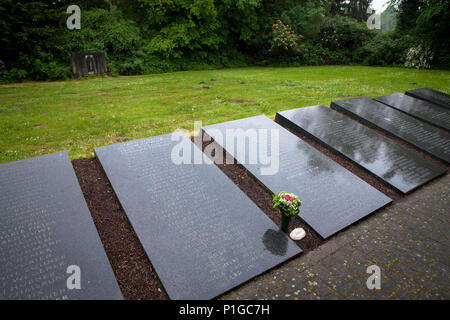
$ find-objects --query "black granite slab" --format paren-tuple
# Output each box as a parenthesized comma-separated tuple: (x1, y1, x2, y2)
(95, 134, 301, 300)
(405, 88, 450, 110)
(375, 93, 450, 131)
(202, 116, 392, 239)
(331, 97, 450, 164)
(276, 105, 446, 194)
(0, 152, 122, 300)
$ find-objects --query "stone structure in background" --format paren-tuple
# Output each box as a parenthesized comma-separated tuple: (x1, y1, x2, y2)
(71, 52, 108, 78)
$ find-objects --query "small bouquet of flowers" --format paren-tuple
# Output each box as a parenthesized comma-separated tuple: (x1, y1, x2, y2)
(273, 191, 302, 232)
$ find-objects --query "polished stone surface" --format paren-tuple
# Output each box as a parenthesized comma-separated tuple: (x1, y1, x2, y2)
(95, 134, 301, 300)
(0, 152, 122, 300)
(405, 88, 450, 110)
(375, 93, 450, 131)
(202, 116, 392, 239)
(331, 97, 450, 164)
(276, 105, 446, 194)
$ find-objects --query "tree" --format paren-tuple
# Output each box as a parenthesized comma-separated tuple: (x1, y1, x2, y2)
(330, 0, 373, 22)
(127, 0, 261, 58)
(393, 0, 425, 32)
(415, 0, 450, 66)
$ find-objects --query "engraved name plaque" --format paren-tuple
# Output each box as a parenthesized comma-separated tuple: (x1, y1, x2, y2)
(0, 152, 122, 300)
(405, 88, 450, 110)
(276, 105, 446, 194)
(95, 134, 301, 300)
(202, 115, 392, 239)
(375, 93, 450, 131)
(331, 97, 450, 164)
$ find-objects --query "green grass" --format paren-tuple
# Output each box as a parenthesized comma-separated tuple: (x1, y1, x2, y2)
(1, 65, 449, 163)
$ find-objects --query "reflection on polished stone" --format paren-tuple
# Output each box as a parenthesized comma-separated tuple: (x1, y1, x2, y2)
(0, 152, 122, 300)
(202, 115, 391, 239)
(406, 88, 450, 110)
(331, 97, 450, 164)
(262, 229, 289, 256)
(277, 105, 446, 194)
(95, 134, 300, 300)
(375, 93, 450, 131)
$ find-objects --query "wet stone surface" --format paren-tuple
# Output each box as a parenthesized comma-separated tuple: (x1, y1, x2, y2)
(405, 88, 450, 110)
(276, 105, 446, 194)
(331, 97, 450, 164)
(375, 93, 450, 131)
(223, 173, 449, 300)
(95, 134, 301, 300)
(202, 115, 391, 239)
(0, 152, 122, 300)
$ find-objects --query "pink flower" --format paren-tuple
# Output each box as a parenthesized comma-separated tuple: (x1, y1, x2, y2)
(284, 195, 294, 201)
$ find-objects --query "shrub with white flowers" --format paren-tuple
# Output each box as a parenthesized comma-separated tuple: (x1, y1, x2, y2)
(404, 45, 434, 69)
(273, 191, 302, 217)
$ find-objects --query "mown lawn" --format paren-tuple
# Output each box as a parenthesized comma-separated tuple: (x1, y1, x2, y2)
(1, 65, 449, 163)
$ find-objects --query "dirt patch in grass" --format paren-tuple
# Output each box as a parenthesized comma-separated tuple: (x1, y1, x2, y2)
(114, 136, 128, 142)
(65, 100, 82, 105)
(33, 124, 47, 129)
(229, 99, 246, 104)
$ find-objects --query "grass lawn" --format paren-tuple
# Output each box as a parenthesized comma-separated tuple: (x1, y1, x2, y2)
(0, 65, 449, 164)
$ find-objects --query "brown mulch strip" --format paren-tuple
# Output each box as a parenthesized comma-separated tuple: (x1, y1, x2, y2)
(72, 158, 168, 300)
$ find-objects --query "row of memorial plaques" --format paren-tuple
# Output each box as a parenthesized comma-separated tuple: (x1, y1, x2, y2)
(0, 117, 393, 300)
(2, 87, 447, 300)
(276, 105, 446, 194)
(202, 116, 392, 239)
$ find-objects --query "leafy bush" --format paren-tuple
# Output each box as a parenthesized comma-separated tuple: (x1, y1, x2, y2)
(270, 20, 303, 57)
(414, 0, 450, 68)
(297, 43, 346, 65)
(354, 32, 411, 66)
(0, 68, 28, 83)
(318, 16, 372, 53)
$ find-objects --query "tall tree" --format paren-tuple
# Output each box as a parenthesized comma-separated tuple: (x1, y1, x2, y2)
(394, 0, 425, 32)
(330, 0, 373, 21)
